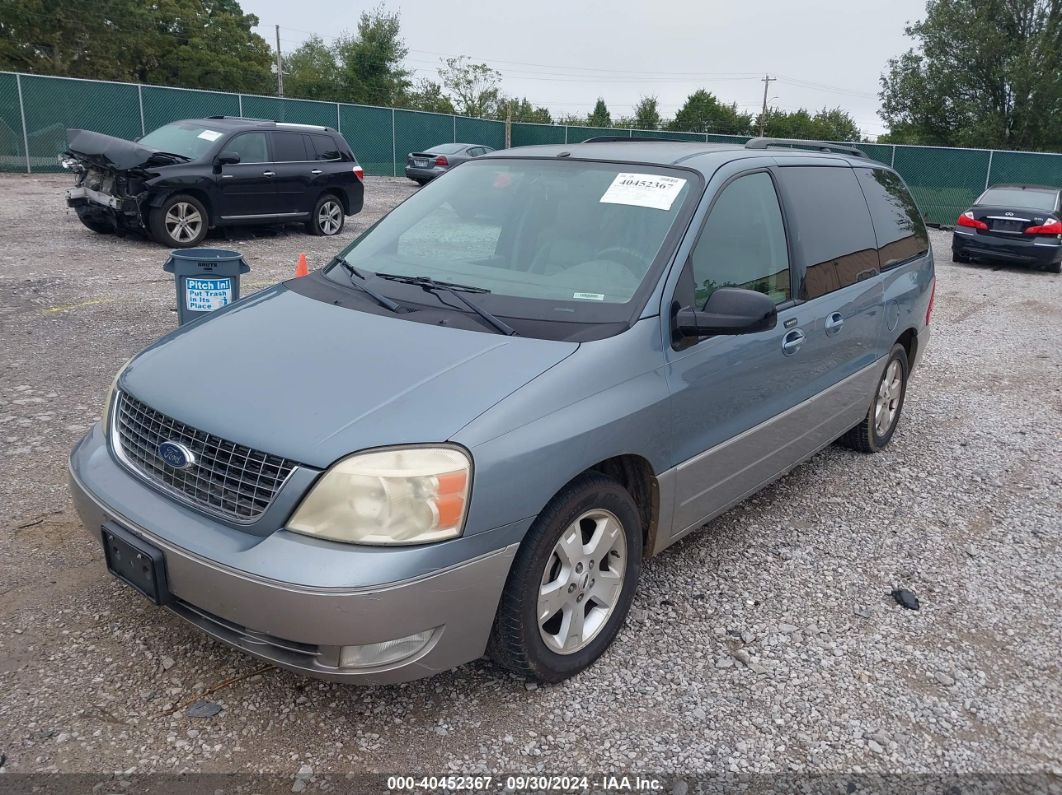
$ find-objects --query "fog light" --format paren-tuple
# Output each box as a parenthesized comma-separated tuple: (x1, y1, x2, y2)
(338, 629, 436, 669)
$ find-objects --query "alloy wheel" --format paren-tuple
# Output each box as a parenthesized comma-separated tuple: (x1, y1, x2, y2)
(537, 509, 627, 655)
(318, 200, 343, 235)
(164, 202, 202, 243)
(874, 359, 903, 436)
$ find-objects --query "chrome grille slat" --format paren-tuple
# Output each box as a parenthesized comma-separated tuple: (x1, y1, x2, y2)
(114, 392, 297, 522)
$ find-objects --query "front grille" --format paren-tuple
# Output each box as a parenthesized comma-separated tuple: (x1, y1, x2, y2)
(114, 392, 297, 522)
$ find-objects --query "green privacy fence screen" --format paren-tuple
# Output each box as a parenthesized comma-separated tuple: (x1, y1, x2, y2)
(4, 70, 1062, 226)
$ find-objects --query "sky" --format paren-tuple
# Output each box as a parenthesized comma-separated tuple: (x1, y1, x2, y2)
(242, 0, 929, 140)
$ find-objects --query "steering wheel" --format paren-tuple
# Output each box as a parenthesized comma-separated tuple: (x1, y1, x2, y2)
(594, 246, 646, 278)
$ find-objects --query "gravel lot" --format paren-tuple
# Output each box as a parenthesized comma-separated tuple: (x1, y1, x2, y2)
(0, 174, 1059, 784)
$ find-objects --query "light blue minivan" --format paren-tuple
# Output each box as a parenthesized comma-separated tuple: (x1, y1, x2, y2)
(69, 138, 935, 684)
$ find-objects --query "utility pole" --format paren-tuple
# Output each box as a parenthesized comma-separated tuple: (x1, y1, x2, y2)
(758, 73, 776, 137)
(275, 25, 284, 97)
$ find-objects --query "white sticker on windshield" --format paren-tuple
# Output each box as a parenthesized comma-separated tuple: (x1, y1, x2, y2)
(600, 173, 687, 211)
(197, 130, 222, 142)
(573, 292, 605, 301)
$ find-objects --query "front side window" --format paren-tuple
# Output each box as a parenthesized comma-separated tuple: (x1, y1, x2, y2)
(689, 172, 790, 307)
(328, 159, 696, 311)
(776, 166, 879, 300)
(856, 168, 929, 269)
(226, 132, 269, 163)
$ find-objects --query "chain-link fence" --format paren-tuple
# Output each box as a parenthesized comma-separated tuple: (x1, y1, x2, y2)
(4, 70, 1062, 226)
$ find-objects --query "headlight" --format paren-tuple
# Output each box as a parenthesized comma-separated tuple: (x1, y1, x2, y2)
(101, 359, 131, 432)
(288, 446, 471, 545)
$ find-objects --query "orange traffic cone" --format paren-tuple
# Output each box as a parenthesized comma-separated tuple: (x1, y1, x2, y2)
(295, 253, 309, 278)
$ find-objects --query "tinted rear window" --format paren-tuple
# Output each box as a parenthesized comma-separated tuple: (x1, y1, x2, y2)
(856, 168, 929, 269)
(976, 187, 1058, 211)
(271, 131, 308, 161)
(309, 134, 344, 160)
(776, 166, 879, 300)
(427, 143, 464, 155)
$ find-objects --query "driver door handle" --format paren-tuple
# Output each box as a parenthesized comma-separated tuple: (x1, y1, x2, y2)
(782, 328, 805, 356)
(262, 170, 275, 177)
(825, 312, 845, 336)
(310, 168, 323, 175)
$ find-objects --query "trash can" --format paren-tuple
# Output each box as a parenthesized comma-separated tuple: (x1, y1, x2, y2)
(163, 248, 251, 326)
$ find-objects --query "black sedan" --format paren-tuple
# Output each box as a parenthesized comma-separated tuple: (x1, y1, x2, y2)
(953, 183, 1062, 273)
(405, 143, 494, 185)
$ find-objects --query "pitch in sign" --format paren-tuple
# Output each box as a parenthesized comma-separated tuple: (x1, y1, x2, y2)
(184, 276, 233, 312)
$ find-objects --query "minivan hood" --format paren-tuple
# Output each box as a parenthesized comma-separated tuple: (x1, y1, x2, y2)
(120, 286, 578, 468)
(65, 128, 186, 171)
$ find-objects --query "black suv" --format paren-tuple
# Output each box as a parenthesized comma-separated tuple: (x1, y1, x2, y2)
(63, 117, 365, 247)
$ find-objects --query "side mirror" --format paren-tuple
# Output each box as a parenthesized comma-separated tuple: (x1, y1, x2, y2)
(674, 287, 778, 339)
(215, 151, 241, 166)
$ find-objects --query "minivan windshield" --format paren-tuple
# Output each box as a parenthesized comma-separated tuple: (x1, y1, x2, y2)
(138, 121, 226, 160)
(976, 187, 1058, 212)
(327, 159, 695, 314)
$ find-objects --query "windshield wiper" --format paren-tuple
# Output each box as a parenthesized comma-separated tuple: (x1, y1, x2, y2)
(375, 273, 517, 336)
(330, 258, 402, 313)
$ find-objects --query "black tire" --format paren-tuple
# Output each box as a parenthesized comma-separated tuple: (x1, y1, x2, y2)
(952, 248, 971, 263)
(1045, 260, 1061, 274)
(149, 194, 208, 248)
(75, 210, 115, 234)
(307, 193, 345, 236)
(488, 472, 643, 683)
(413, 178, 428, 186)
(838, 343, 910, 453)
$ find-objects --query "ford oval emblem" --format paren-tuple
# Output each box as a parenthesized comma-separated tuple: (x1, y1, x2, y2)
(158, 440, 195, 470)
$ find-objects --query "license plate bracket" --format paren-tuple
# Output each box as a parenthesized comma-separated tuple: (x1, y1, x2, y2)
(102, 521, 171, 605)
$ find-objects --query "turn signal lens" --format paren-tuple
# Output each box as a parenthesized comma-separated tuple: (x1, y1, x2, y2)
(1024, 218, 1062, 235)
(957, 211, 987, 230)
(352, 165, 364, 181)
(289, 447, 471, 545)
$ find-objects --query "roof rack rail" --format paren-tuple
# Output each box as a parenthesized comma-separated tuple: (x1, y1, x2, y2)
(205, 115, 273, 123)
(745, 137, 866, 158)
(582, 135, 686, 143)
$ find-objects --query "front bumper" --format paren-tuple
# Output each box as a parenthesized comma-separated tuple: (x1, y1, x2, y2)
(66, 186, 143, 228)
(952, 229, 1062, 266)
(68, 425, 520, 684)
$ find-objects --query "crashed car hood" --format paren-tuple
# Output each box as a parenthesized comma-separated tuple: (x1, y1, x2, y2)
(119, 286, 579, 469)
(65, 128, 183, 171)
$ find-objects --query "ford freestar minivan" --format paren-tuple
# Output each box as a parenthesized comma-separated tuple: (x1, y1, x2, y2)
(69, 137, 935, 684)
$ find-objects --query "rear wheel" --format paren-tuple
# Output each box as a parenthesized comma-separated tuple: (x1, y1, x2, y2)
(307, 194, 345, 236)
(952, 248, 971, 263)
(838, 344, 909, 453)
(150, 194, 207, 247)
(488, 473, 642, 683)
(1045, 260, 1061, 274)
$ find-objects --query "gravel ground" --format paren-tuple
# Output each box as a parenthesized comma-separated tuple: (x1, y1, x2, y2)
(0, 174, 1059, 784)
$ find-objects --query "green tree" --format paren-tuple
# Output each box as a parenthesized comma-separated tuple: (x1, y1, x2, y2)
(879, 0, 1062, 149)
(283, 35, 340, 100)
(758, 106, 862, 141)
(332, 6, 411, 106)
(439, 56, 501, 117)
(404, 79, 456, 114)
(633, 96, 661, 130)
(587, 97, 611, 127)
(0, 0, 273, 92)
(669, 90, 753, 134)
(495, 97, 552, 124)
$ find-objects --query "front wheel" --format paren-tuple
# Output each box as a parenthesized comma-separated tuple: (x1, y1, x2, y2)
(488, 473, 642, 683)
(75, 208, 115, 234)
(838, 344, 909, 453)
(149, 194, 208, 247)
(307, 194, 345, 236)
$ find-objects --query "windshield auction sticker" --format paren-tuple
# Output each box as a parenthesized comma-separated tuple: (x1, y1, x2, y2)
(197, 129, 223, 141)
(600, 173, 687, 211)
